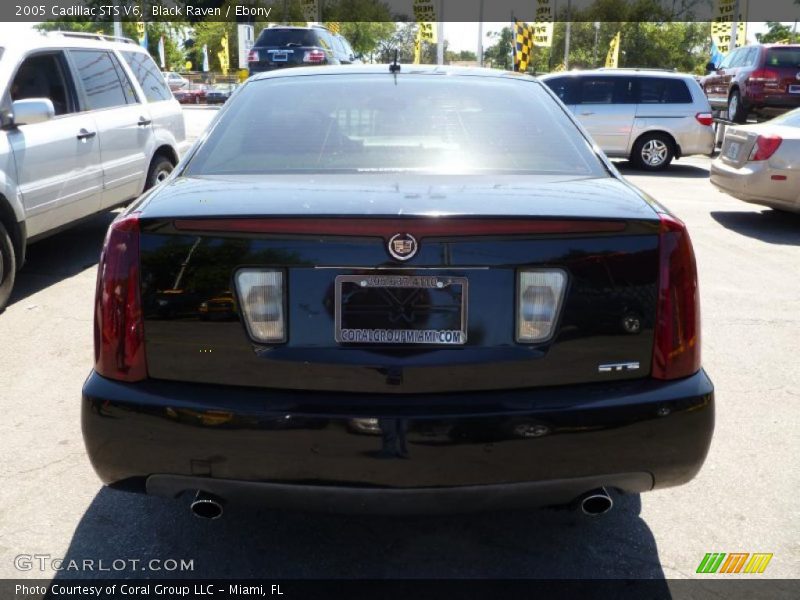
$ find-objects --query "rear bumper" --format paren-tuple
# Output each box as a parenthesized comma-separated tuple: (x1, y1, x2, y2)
(710, 159, 800, 211)
(82, 370, 714, 513)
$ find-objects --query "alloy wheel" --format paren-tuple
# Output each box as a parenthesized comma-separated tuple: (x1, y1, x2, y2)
(641, 139, 668, 167)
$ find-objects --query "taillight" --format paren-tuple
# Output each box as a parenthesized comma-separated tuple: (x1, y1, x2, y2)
(749, 135, 782, 161)
(247, 49, 259, 63)
(695, 112, 714, 127)
(303, 49, 326, 63)
(652, 214, 700, 380)
(749, 69, 779, 83)
(94, 213, 146, 382)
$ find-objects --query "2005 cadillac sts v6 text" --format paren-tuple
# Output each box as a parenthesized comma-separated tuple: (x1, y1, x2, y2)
(82, 65, 714, 518)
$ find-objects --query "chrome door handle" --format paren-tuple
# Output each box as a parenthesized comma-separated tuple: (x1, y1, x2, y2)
(76, 128, 96, 140)
(137, 117, 152, 126)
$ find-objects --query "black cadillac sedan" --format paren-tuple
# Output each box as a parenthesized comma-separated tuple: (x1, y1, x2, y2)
(82, 65, 714, 518)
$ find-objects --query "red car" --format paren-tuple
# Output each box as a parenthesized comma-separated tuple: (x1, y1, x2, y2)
(704, 44, 800, 123)
(173, 84, 207, 104)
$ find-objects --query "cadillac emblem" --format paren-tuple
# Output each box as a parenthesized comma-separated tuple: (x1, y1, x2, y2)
(387, 233, 418, 261)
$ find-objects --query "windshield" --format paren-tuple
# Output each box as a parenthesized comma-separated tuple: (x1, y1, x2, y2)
(255, 29, 318, 47)
(186, 74, 607, 177)
(765, 48, 800, 68)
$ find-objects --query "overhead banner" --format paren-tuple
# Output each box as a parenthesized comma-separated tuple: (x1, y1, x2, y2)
(605, 31, 621, 68)
(711, 0, 747, 55)
(413, 0, 438, 43)
(532, 0, 554, 48)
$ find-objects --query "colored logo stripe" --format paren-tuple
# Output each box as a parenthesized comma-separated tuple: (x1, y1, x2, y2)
(744, 554, 773, 574)
(697, 553, 773, 574)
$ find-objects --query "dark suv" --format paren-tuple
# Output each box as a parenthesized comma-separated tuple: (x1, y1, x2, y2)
(247, 25, 357, 75)
(704, 44, 800, 123)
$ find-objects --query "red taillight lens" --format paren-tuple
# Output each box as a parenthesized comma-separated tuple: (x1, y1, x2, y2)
(749, 69, 779, 83)
(749, 135, 783, 161)
(247, 49, 259, 63)
(303, 49, 326, 63)
(695, 112, 714, 127)
(652, 214, 700, 380)
(94, 213, 146, 382)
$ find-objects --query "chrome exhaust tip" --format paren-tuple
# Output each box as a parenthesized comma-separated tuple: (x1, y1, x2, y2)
(190, 491, 224, 520)
(579, 487, 613, 516)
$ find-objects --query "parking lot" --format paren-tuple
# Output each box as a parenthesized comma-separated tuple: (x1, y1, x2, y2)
(0, 106, 798, 581)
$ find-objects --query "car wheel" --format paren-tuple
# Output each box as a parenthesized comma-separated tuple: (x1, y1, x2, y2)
(0, 221, 16, 313)
(145, 156, 175, 191)
(728, 89, 747, 124)
(631, 133, 674, 171)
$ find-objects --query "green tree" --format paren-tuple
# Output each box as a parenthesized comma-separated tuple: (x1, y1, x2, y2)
(339, 22, 396, 57)
(756, 22, 799, 44)
(483, 27, 513, 70)
(35, 20, 184, 70)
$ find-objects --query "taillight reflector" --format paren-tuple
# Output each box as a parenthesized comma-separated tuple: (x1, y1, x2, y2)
(652, 213, 700, 380)
(695, 112, 714, 127)
(247, 49, 259, 62)
(94, 213, 146, 382)
(303, 49, 326, 63)
(749, 135, 783, 161)
(749, 69, 779, 83)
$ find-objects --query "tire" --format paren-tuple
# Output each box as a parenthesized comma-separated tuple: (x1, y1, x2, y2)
(0, 221, 16, 313)
(728, 89, 747, 124)
(144, 155, 175, 191)
(630, 133, 675, 171)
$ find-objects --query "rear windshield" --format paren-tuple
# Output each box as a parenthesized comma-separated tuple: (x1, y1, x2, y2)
(186, 74, 607, 177)
(765, 48, 800, 68)
(771, 109, 800, 128)
(255, 29, 318, 48)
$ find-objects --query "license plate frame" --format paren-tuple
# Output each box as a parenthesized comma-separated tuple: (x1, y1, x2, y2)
(271, 52, 288, 62)
(725, 140, 742, 160)
(789, 85, 800, 94)
(335, 274, 468, 345)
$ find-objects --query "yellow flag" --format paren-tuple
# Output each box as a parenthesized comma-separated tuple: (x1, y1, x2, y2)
(711, 0, 747, 54)
(413, 0, 437, 43)
(605, 32, 621, 68)
(218, 34, 230, 75)
(327, 22, 340, 35)
(413, 29, 422, 64)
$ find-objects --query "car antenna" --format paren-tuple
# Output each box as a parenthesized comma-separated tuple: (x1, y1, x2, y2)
(389, 49, 401, 74)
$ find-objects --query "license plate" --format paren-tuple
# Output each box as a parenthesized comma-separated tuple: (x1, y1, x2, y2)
(335, 274, 467, 345)
(726, 141, 742, 160)
(272, 52, 288, 62)
(790, 85, 800, 94)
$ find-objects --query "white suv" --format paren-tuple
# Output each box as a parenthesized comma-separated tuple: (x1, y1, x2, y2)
(0, 31, 189, 311)
(541, 69, 715, 170)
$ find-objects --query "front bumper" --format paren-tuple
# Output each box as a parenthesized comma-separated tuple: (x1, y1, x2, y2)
(82, 370, 714, 513)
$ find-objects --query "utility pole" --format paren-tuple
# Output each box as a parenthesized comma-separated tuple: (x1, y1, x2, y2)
(113, 0, 123, 38)
(563, 0, 572, 70)
(437, 0, 445, 65)
(592, 21, 600, 67)
(729, 0, 740, 52)
(477, 0, 484, 67)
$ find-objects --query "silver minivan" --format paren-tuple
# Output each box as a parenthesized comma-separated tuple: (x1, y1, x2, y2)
(0, 31, 189, 311)
(541, 69, 715, 170)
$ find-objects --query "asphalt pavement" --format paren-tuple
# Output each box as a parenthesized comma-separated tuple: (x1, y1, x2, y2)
(0, 108, 797, 582)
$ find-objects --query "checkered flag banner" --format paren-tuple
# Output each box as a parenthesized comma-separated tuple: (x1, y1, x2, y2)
(327, 22, 341, 34)
(514, 19, 535, 72)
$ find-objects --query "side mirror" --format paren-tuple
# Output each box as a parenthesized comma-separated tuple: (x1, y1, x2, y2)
(10, 98, 55, 127)
(705, 62, 717, 74)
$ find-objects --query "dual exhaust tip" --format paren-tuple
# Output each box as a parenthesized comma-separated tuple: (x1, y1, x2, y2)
(189, 487, 614, 519)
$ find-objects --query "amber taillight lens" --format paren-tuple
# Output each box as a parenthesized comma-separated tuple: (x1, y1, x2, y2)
(652, 213, 701, 380)
(94, 213, 146, 382)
